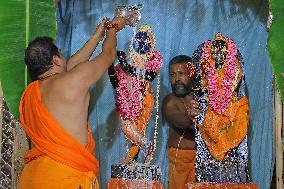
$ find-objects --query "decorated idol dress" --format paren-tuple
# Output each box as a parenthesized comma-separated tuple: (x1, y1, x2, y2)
(192, 33, 251, 183)
(108, 25, 163, 183)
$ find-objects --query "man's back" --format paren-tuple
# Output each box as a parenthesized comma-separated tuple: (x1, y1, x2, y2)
(40, 73, 90, 146)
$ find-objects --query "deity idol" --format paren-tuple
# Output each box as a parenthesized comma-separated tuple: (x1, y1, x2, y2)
(192, 33, 253, 183)
(108, 24, 163, 164)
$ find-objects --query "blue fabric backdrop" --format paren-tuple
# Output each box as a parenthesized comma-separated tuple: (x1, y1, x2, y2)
(56, 1, 274, 188)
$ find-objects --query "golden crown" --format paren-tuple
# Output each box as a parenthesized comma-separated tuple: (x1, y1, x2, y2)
(214, 32, 226, 41)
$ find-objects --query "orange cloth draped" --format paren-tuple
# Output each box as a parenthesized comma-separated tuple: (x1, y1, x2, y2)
(199, 56, 249, 160)
(125, 88, 154, 160)
(107, 178, 164, 189)
(198, 95, 249, 160)
(19, 80, 99, 188)
(19, 156, 99, 189)
(168, 148, 196, 189)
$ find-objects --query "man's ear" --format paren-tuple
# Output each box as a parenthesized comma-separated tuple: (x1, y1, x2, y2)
(51, 55, 61, 66)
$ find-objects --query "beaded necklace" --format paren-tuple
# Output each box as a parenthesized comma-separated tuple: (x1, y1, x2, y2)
(38, 72, 59, 80)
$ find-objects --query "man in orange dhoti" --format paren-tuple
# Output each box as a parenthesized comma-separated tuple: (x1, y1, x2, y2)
(163, 55, 202, 189)
(19, 16, 126, 189)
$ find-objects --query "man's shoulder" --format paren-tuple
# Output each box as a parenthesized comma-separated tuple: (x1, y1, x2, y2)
(40, 74, 81, 102)
(163, 93, 174, 103)
(163, 93, 179, 109)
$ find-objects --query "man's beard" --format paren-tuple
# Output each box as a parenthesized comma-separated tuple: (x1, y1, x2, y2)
(171, 81, 193, 97)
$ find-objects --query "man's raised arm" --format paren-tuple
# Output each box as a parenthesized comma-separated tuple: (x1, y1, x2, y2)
(64, 17, 126, 94)
(66, 18, 109, 71)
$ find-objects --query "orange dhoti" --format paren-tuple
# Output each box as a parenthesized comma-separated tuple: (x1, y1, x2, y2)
(168, 147, 196, 189)
(19, 81, 99, 189)
(19, 156, 99, 189)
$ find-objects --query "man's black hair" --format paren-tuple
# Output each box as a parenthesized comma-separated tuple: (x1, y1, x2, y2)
(24, 36, 60, 81)
(169, 55, 192, 69)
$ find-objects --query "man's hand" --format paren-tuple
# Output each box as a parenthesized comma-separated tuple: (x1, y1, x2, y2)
(109, 16, 126, 32)
(66, 18, 110, 71)
(93, 18, 109, 40)
(182, 96, 202, 120)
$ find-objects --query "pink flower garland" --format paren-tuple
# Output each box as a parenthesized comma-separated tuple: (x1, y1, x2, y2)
(201, 39, 237, 114)
(114, 51, 162, 121)
(144, 51, 163, 73)
(115, 65, 143, 120)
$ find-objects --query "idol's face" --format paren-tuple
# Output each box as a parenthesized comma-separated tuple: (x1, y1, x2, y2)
(169, 63, 193, 97)
(210, 40, 228, 65)
(132, 31, 151, 54)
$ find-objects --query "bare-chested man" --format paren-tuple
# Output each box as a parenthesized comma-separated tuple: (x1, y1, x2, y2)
(163, 55, 201, 189)
(19, 16, 126, 189)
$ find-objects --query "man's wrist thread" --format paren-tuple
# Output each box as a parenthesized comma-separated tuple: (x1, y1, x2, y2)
(106, 22, 119, 32)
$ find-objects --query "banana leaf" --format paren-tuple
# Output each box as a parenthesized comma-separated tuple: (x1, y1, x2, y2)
(268, 0, 284, 101)
(0, 0, 57, 118)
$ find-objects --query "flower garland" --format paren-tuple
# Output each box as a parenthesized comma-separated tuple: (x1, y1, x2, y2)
(144, 51, 163, 73)
(114, 50, 163, 121)
(201, 38, 238, 114)
(114, 65, 146, 121)
(147, 72, 161, 163)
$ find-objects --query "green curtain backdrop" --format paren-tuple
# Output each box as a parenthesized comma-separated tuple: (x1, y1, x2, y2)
(0, 0, 57, 118)
(268, 0, 284, 101)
